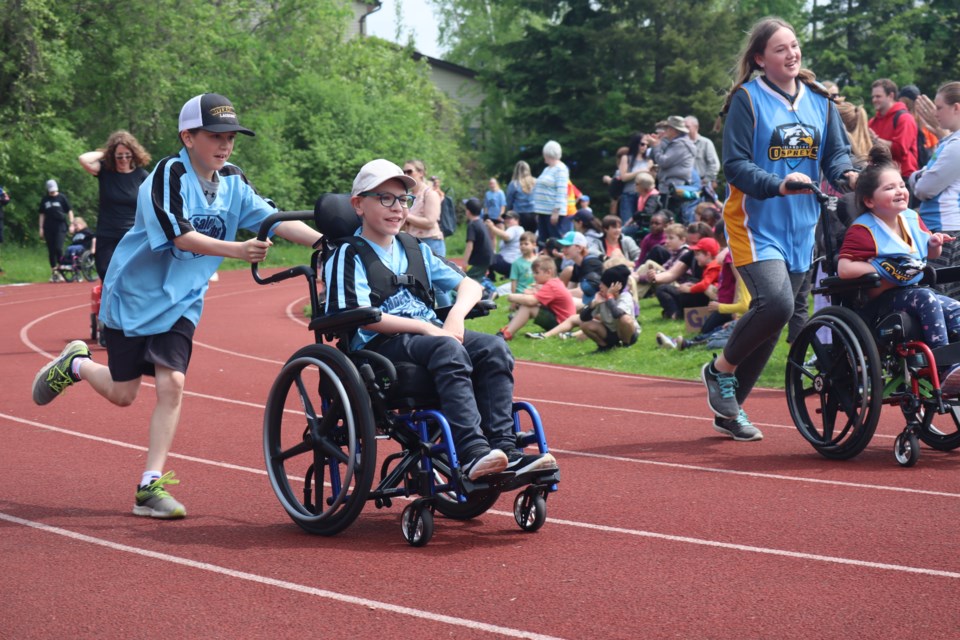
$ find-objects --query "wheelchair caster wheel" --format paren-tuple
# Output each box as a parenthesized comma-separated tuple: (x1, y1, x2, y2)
(401, 503, 434, 547)
(513, 490, 546, 532)
(894, 431, 920, 467)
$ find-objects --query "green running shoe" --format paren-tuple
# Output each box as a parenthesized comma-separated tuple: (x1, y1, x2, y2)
(32, 340, 91, 405)
(133, 471, 186, 519)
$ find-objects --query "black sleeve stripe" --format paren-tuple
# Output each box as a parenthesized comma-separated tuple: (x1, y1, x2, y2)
(342, 244, 359, 309)
(150, 157, 193, 240)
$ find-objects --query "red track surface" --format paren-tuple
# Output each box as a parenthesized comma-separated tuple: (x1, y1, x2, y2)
(4, 270, 960, 639)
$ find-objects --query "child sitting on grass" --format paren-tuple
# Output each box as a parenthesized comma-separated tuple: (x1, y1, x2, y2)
(578, 265, 640, 350)
(499, 255, 576, 340)
(497, 231, 537, 302)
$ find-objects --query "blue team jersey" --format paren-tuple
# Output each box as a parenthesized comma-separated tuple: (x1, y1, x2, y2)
(324, 229, 464, 350)
(100, 147, 277, 336)
(723, 78, 833, 273)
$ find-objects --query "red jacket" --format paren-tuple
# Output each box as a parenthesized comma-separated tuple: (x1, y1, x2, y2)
(868, 100, 918, 177)
(688, 260, 721, 294)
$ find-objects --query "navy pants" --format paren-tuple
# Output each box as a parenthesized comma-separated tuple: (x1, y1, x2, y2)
(371, 330, 517, 460)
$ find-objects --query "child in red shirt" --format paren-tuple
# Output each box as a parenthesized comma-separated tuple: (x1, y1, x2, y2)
(500, 255, 576, 340)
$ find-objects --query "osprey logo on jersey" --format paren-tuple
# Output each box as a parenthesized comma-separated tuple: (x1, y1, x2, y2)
(768, 123, 820, 168)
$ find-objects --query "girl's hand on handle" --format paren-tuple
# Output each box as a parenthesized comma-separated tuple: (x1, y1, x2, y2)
(779, 173, 813, 196)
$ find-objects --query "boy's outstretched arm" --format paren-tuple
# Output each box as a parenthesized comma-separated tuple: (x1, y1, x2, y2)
(174, 231, 272, 263)
(274, 220, 323, 248)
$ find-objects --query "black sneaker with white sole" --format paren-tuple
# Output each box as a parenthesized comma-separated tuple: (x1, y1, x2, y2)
(462, 449, 508, 480)
(713, 409, 763, 441)
(505, 451, 558, 476)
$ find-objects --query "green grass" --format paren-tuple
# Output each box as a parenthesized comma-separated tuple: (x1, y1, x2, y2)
(2, 235, 791, 388)
(465, 292, 790, 389)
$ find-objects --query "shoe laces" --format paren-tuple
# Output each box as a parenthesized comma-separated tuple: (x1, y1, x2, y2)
(46, 365, 75, 395)
(736, 409, 752, 427)
(717, 371, 738, 399)
(141, 471, 180, 498)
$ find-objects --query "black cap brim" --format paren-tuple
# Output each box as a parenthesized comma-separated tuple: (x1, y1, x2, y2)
(201, 124, 255, 137)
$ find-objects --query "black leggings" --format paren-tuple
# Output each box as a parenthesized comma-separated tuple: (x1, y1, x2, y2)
(44, 226, 66, 268)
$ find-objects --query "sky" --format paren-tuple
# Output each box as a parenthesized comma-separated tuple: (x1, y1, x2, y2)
(365, 0, 446, 59)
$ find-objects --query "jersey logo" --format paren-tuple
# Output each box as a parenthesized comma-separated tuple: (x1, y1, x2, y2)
(172, 214, 227, 259)
(768, 123, 820, 169)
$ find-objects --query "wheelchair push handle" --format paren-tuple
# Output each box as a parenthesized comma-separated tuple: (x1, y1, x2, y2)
(251, 210, 315, 285)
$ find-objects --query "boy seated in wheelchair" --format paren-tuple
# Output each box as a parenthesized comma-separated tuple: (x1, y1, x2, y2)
(837, 145, 960, 386)
(323, 159, 558, 481)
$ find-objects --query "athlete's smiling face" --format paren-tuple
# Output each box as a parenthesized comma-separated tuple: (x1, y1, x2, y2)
(182, 129, 236, 180)
(756, 27, 801, 90)
(353, 178, 409, 248)
(864, 168, 910, 219)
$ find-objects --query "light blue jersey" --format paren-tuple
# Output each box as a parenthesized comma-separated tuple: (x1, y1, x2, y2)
(324, 229, 464, 350)
(100, 147, 276, 336)
(916, 131, 960, 232)
(723, 77, 848, 273)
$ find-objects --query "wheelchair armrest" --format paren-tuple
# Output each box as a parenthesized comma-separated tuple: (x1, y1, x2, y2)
(434, 299, 497, 321)
(814, 273, 882, 295)
(931, 265, 960, 285)
(308, 306, 381, 334)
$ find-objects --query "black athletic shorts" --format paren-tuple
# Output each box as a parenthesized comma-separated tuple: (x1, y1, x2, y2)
(599, 323, 639, 349)
(103, 317, 196, 382)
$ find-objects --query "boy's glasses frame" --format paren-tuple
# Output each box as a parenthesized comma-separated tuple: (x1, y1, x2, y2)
(359, 191, 415, 209)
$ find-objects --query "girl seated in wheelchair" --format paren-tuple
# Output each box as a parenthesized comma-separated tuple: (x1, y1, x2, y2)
(838, 146, 960, 379)
(324, 159, 558, 482)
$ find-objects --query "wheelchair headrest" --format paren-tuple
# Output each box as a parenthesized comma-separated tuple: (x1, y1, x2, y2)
(314, 193, 361, 240)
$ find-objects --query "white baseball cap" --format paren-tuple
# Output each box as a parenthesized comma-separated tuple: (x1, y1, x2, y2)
(351, 159, 416, 196)
(46, 179, 58, 193)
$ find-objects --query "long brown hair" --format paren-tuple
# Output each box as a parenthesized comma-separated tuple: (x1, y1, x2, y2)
(101, 130, 151, 172)
(715, 17, 830, 130)
(836, 101, 872, 164)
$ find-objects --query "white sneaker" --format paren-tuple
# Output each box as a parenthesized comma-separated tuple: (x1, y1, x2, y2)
(656, 332, 677, 349)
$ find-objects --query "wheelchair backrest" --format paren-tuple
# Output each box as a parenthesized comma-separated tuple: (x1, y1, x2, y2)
(314, 193, 361, 242)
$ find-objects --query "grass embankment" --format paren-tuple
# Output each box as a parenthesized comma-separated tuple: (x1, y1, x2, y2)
(1, 235, 790, 388)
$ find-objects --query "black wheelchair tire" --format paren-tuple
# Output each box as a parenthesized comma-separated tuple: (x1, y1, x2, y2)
(431, 461, 500, 520)
(785, 306, 883, 460)
(917, 404, 960, 451)
(80, 250, 98, 282)
(263, 344, 377, 536)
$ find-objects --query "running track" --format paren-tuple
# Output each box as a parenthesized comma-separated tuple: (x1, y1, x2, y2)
(3, 270, 959, 639)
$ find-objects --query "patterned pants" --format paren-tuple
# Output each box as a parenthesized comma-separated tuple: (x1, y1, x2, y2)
(889, 286, 960, 346)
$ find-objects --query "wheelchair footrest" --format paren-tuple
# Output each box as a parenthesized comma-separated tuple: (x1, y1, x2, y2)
(502, 468, 561, 492)
(461, 471, 516, 494)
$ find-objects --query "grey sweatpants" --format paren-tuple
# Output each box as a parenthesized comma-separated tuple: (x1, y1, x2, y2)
(722, 259, 807, 405)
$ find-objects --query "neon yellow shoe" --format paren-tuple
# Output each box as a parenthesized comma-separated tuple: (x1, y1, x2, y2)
(133, 471, 186, 519)
(32, 340, 91, 405)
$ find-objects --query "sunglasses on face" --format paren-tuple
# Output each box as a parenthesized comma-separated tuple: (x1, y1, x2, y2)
(115, 153, 133, 159)
(403, 169, 417, 176)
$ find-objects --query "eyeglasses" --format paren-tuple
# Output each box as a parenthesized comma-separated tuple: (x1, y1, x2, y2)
(359, 191, 415, 209)
(115, 153, 133, 159)
(829, 93, 840, 99)
(403, 169, 416, 176)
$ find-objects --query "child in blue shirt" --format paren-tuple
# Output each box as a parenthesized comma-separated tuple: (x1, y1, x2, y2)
(324, 159, 557, 480)
(32, 93, 322, 519)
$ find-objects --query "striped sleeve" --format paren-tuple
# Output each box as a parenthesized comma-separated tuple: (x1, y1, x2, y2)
(323, 243, 371, 313)
(149, 156, 194, 241)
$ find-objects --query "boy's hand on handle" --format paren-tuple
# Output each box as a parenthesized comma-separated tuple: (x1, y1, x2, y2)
(239, 238, 272, 263)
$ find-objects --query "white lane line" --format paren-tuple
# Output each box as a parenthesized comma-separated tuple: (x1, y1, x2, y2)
(5, 413, 960, 578)
(0, 511, 566, 640)
(484, 510, 960, 581)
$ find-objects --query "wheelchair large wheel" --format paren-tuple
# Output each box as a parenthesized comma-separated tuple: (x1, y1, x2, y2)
(917, 403, 960, 451)
(80, 250, 98, 282)
(263, 344, 377, 536)
(785, 306, 883, 460)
